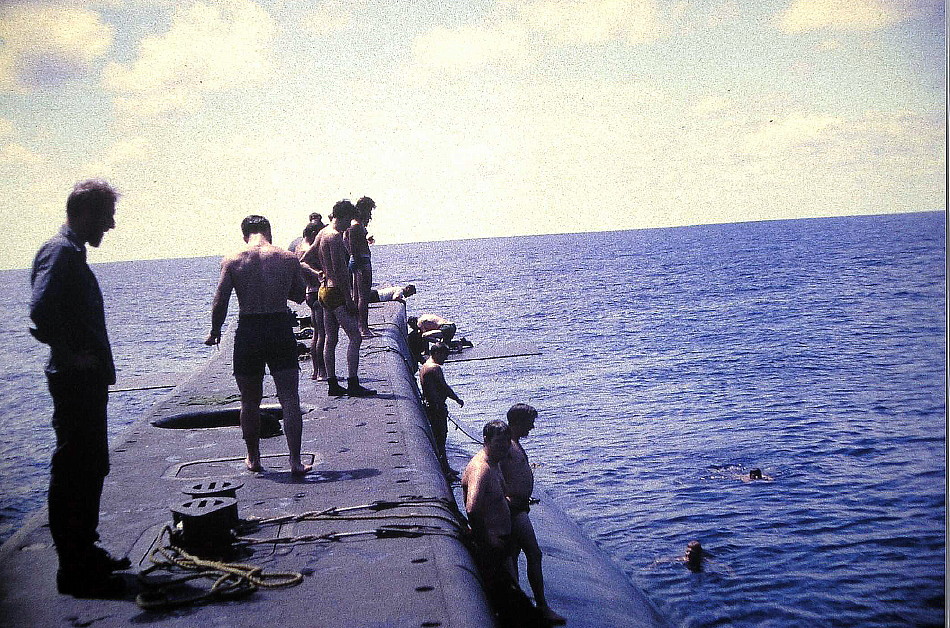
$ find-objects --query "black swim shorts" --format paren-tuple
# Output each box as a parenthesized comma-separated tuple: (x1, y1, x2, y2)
(233, 311, 299, 378)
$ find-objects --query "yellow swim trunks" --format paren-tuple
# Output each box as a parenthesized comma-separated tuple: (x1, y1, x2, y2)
(318, 286, 346, 310)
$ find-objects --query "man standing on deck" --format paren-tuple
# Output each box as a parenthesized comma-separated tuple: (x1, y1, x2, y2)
(297, 221, 327, 381)
(205, 215, 313, 476)
(310, 200, 375, 397)
(30, 179, 129, 597)
(499, 404, 566, 625)
(419, 342, 463, 477)
(461, 420, 513, 582)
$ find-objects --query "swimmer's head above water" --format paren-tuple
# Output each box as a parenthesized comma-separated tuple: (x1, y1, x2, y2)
(750, 468, 763, 480)
(685, 540, 703, 571)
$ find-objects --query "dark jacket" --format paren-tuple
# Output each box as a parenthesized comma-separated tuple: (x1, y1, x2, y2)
(30, 225, 116, 384)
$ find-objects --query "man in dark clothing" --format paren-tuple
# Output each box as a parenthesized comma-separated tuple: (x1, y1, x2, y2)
(30, 179, 129, 597)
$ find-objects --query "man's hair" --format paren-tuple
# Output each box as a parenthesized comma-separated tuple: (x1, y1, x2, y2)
(483, 419, 511, 443)
(66, 179, 119, 218)
(309, 212, 322, 222)
(241, 215, 272, 240)
(355, 196, 375, 224)
(404, 284, 417, 296)
(430, 342, 449, 358)
(507, 403, 538, 426)
(332, 200, 356, 223)
(303, 221, 322, 241)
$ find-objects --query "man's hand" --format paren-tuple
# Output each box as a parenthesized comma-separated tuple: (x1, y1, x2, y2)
(204, 331, 221, 346)
(455, 397, 464, 407)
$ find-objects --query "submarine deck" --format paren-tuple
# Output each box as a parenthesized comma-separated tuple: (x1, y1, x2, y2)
(0, 302, 666, 627)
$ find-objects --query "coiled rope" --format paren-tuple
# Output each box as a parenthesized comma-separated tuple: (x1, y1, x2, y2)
(136, 497, 469, 611)
(135, 526, 304, 611)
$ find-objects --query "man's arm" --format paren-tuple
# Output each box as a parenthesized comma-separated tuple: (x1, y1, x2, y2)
(299, 242, 323, 275)
(287, 256, 305, 304)
(205, 259, 234, 345)
(299, 261, 325, 285)
(441, 371, 464, 407)
(430, 366, 463, 406)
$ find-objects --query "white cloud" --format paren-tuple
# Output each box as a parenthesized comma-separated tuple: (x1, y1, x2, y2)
(778, 0, 908, 33)
(408, 0, 665, 76)
(102, 0, 276, 116)
(742, 113, 842, 153)
(0, 118, 14, 141)
(301, 0, 354, 37)
(0, 143, 43, 166)
(0, 4, 113, 91)
(513, 0, 664, 44)
(410, 22, 530, 75)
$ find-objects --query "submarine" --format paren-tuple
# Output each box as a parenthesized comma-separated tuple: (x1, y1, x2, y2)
(0, 302, 667, 627)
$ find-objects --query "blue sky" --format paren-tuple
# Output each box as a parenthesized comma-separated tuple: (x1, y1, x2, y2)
(0, 0, 945, 268)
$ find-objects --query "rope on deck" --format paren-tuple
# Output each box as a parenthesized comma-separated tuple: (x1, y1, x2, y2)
(135, 526, 304, 611)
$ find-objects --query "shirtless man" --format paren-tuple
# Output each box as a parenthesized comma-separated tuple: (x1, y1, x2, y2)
(499, 404, 565, 625)
(297, 221, 327, 381)
(205, 215, 312, 475)
(419, 343, 463, 476)
(371, 284, 416, 303)
(346, 196, 375, 338)
(414, 313, 457, 344)
(310, 200, 375, 397)
(461, 420, 513, 584)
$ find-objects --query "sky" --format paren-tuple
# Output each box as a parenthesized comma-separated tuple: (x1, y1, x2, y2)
(0, 0, 945, 269)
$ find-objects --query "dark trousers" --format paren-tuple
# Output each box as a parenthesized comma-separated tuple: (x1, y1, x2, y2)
(46, 373, 110, 573)
(424, 403, 449, 467)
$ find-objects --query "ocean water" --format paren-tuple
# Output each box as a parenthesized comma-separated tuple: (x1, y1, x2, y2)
(0, 212, 944, 627)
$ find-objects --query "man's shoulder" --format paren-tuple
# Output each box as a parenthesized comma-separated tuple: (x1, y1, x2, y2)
(34, 233, 80, 268)
(462, 452, 488, 478)
(270, 246, 300, 262)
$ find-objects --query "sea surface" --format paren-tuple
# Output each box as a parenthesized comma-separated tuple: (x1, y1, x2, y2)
(0, 211, 944, 627)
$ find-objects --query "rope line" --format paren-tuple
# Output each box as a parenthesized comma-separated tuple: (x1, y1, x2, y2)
(135, 526, 304, 611)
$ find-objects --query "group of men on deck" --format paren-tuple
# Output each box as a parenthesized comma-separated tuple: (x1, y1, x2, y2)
(28, 178, 563, 623)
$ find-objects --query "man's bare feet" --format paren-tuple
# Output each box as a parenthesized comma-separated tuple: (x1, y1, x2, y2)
(291, 463, 313, 476)
(245, 458, 264, 472)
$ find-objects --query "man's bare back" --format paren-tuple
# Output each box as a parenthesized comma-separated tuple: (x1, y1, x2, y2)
(314, 225, 351, 294)
(222, 240, 304, 314)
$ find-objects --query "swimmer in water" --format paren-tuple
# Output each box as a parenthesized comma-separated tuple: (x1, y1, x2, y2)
(741, 467, 773, 482)
(684, 540, 704, 572)
(650, 540, 734, 576)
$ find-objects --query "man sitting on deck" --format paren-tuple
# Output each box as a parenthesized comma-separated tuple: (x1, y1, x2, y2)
(205, 215, 313, 475)
(500, 404, 566, 625)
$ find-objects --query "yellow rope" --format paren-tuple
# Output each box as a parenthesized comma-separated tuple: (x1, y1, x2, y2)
(136, 527, 303, 611)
